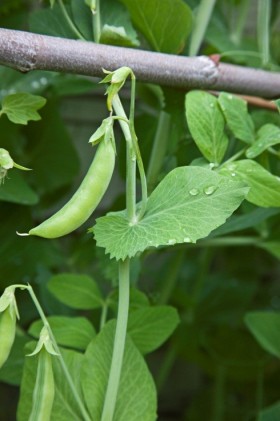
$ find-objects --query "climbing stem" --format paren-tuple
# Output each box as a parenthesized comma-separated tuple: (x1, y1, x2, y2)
(57, 0, 86, 41)
(93, 0, 102, 43)
(101, 258, 130, 421)
(147, 110, 171, 193)
(26, 285, 91, 421)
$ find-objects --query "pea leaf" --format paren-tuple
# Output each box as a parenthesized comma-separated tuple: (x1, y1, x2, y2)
(246, 124, 280, 158)
(258, 401, 280, 421)
(258, 241, 280, 260)
(28, 316, 96, 351)
(1, 93, 46, 125)
(218, 92, 255, 144)
(48, 274, 104, 309)
(185, 91, 228, 164)
(245, 312, 280, 358)
(94, 166, 248, 260)
(0, 170, 39, 205)
(100, 0, 139, 47)
(128, 306, 180, 354)
(82, 321, 157, 421)
(120, 0, 192, 53)
(219, 159, 280, 207)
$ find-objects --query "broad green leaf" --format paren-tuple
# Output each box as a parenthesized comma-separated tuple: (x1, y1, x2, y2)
(210, 207, 280, 238)
(121, 0, 192, 53)
(29, 4, 74, 39)
(185, 91, 228, 164)
(28, 316, 96, 351)
(219, 159, 280, 207)
(48, 274, 103, 309)
(258, 241, 280, 259)
(246, 124, 280, 158)
(1, 93, 46, 125)
(82, 321, 157, 421)
(128, 306, 180, 354)
(0, 170, 39, 205)
(258, 401, 280, 421)
(218, 92, 255, 144)
(71, 0, 93, 40)
(100, 0, 139, 47)
(94, 166, 248, 260)
(245, 312, 280, 358)
(17, 343, 85, 421)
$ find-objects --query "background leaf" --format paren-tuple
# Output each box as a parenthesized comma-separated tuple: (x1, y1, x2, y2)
(218, 92, 255, 144)
(185, 90, 228, 164)
(48, 273, 103, 309)
(82, 321, 157, 421)
(246, 124, 280, 158)
(258, 401, 280, 421)
(120, 0, 192, 53)
(219, 159, 280, 207)
(128, 306, 180, 354)
(1, 93, 46, 125)
(0, 170, 39, 205)
(94, 166, 248, 260)
(28, 316, 96, 351)
(245, 311, 280, 358)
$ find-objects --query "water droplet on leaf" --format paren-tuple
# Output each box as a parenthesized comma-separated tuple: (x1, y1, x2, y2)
(168, 239, 176, 245)
(189, 188, 199, 196)
(183, 237, 191, 243)
(203, 185, 217, 195)
(231, 172, 236, 177)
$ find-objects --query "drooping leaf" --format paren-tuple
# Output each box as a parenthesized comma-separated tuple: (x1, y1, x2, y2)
(82, 321, 157, 421)
(100, 0, 139, 47)
(246, 124, 280, 158)
(1, 93, 46, 125)
(120, 0, 192, 53)
(48, 274, 104, 310)
(0, 170, 39, 205)
(128, 306, 180, 354)
(28, 316, 96, 351)
(185, 90, 229, 164)
(218, 92, 255, 144)
(245, 311, 280, 358)
(219, 159, 280, 207)
(94, 166, 248, 260)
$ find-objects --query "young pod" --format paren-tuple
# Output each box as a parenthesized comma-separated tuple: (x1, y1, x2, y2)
(28, 348, 55, 421)
(28, 138, 115, 239)
(0, 307, 16, 369)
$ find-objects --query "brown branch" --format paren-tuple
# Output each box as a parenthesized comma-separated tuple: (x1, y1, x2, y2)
(0, 28, 280, 99)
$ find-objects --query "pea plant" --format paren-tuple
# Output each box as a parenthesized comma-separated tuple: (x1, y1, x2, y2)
(1, 1, 280, 420)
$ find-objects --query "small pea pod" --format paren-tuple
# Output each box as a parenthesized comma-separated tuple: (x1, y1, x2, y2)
(28, 348, 55, 421)
(0, 307, 16, 369)
(28, 137, 115, 239)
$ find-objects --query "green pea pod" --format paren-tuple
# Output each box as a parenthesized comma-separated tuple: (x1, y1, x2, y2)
(0, 307, 16, 369)
(29, 348, 55, 421)
(28, 138, 115, 238)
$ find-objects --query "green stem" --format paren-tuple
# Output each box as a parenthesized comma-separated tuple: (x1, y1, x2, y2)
(158, 250, 184, 305)
(189, 0, 217, 56)
(58, 0, 86, 41)
(27, 285, 91, 421)
(101, 258, 130, 421)
(258, 0, 271, 66)
(230, 0, 250, 45)
(100, 302, 108, 331)
(220, 147, 246, 167)
(198, 236, 261, 247)
(147, 110, 171, 194)
(212, 365, 226, 421)
(112, 95, 137, 222)
(93, 0, 101, 43)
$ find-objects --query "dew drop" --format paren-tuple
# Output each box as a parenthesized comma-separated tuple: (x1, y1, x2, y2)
(203, 185, 217, 195)
(209, 162, 215, 170)
(31, 81, 40, 89)
(228, 94, 233, 100)
(183, 237, 191, 243)
(210, 103, 214, 108)
(40, 77, 48, 85)
(231, 172, 236, 177)
(189, 188, 200, 196)
(168, 239, 176, 245)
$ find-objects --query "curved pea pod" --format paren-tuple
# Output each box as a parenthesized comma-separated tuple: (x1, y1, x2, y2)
(0, 307, 16, 369)
(28, 348, 55, 421)
(28, 138, 115, 239)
